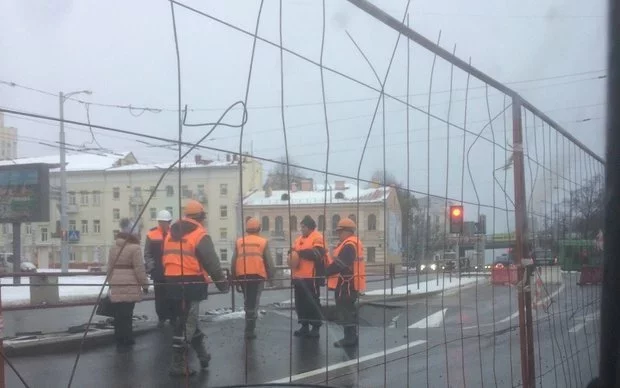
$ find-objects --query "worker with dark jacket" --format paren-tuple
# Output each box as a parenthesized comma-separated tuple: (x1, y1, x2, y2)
(289, 215, 328, 338)
(144, 209, 174, 327)
(163, 199, 229, 377)
(231, 217, 275, 339)
(325, 217, 366, 348)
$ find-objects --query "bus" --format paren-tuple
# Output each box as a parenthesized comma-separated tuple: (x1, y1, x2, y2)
(557, 239, 603, 272)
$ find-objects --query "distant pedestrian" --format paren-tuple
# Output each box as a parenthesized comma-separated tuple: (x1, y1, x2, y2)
(107, 218, 150, 348)
(163, 199, 229, 377)
(325, 217, 366, 347)
(144, 209, 175, 327)
(231, 217, 275, 339)
(289, 215, 328, 338)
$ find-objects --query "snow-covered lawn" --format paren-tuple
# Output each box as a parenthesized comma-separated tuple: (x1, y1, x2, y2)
(365, 276, 482, 296)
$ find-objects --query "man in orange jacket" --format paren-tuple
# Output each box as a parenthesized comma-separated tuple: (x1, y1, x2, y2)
(289, 215, 328, 338)
(325, 217, 366, 347)
(231, 217, 275, 340)
(144, 209, 174, 327)
(163, 199, 229, 377)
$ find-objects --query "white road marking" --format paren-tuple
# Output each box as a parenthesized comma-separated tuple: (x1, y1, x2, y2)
(568, 312, 598, 333)
(267, 340, 427, 384)
(409, 308, 447, 329)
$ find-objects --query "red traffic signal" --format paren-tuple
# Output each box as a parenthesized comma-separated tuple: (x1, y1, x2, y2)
(449, 205, 464, 234)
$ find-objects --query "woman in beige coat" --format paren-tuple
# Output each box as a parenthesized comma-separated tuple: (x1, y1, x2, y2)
(107, 218, 150, 347)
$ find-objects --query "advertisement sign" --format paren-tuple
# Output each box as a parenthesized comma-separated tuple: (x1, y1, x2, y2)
(0, 163, 50, 223)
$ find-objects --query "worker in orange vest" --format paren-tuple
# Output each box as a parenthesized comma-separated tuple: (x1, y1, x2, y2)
(231, 217, 275, 340)
(288, 215, 328, 338)
(162, 199, 229, 377)
(144, 209, 174, 327)
(325, 217, 366, 347)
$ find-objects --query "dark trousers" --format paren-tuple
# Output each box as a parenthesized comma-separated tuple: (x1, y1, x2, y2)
(294, 278, 322, 327)
(170, 300, 203, 347)
(154, 280, 174, 321)
(240, 276, 264, 330)
(335, 295, 358, 329)
(113, 302, 135, 344)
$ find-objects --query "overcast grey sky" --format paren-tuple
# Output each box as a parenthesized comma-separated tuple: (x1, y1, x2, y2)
(0, 0, 607, 231)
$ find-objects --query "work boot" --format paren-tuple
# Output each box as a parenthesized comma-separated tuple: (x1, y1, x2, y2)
(245, 319, 257, 340)
(334, 326, 358, 348)
(169, 347, 196, 377)
(293, 324, 310, 337)
(307, 325, 320, 338)
(191, 336, 211, 369)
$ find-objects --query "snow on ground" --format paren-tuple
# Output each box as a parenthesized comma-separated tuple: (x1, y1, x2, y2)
(365, 276, 482, 296)
(0, 275, 154, 306)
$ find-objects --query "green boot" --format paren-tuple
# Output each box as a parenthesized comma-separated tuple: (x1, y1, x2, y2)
(169, 346, 196, 377)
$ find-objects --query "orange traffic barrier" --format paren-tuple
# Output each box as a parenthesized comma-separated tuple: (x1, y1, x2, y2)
(491, 264, 519, 285)
(577, 265, 603, 285)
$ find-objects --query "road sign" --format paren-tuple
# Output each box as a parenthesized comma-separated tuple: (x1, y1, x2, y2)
(67, 230, 80, 243)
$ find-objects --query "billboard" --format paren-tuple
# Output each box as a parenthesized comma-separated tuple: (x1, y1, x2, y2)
(0, 163, 50, 223)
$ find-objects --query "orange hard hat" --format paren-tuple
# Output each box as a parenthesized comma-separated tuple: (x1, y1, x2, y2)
(245, 217, 261, 232)
(183, 199, 205, 217)
(336, 217, 356, 231)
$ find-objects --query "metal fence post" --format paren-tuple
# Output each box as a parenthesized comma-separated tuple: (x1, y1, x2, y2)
(512, 96, 536, 388)
(0, 282, 5, 388)
(389, 263, 395, 296)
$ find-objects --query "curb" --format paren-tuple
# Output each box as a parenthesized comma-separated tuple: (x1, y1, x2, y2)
(4, 321, 158, 357)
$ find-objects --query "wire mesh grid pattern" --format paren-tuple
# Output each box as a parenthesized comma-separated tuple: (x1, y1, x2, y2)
(0, 0, 605, 387)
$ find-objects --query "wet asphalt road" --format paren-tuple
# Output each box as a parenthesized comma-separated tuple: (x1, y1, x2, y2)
(4, 273, 600, 387)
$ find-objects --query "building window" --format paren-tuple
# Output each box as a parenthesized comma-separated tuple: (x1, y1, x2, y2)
(92, 191, 101, 206)
(133, 187, 141, 197)
(40, 227, 48, 242)
(275, 216, 283, 233)
(150, 208, 157, 220)
(220, 184, 228, 196)
(197, 184, 205, 193)
(113, 229, 119, 238)
(81, 220, 88, 234)
(367, 247, 376, 263)
(318, 215, 325, 231)
(80, 191, 89, 206)
(93, 220, 101, 234)
(219, 228, 227, 240)
(68, 191, 76, 205)
(368, 214, 377, 231)
(348, 214, 357, 224)
(149, 186, 157, 197)
(113, 208, 120, 220)
(69, 251, 76, 262)
(181, 185, 191, 198)
(166, 207, 174, 218)
(262, 216, 270, 231)
(25, 223, 32, 235)
(219, 249, 228, 261)
(166, 185, 174, 197)
(113, 187, 120, 200)
(1, 224, 9, 234)
(332, 215, 341, 231)
(290, 216, 297, 231)
(69, 220, 77, 231)
(275, 248, 283, 266)
(219, 206, 228, 218)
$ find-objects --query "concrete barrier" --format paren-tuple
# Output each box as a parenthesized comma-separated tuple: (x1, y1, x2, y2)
(30, 275, 60, 305)
(537, 266, 562, 285)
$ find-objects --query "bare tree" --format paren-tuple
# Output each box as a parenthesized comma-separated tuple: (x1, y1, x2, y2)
(266, 157, 309, 190)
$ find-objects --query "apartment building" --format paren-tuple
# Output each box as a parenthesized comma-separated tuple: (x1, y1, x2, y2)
(0, 113, 18, 160)
(0, 151, 263, 269)
(242, 179, 403, 271)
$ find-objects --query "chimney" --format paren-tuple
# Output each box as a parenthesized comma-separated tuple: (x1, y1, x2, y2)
(335, 180, 345, 190)
(291, 182, 298, 192)
(265, 186, 272, 198)
(226, 154, 231, 162)
(300, 178, 313, 191)
(195, 154, 202, 164)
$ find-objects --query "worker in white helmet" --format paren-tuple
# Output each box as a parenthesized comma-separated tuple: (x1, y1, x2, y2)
(145, 209, 175, 327)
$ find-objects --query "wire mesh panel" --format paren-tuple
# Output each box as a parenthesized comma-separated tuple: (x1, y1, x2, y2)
(0, 0, 605, 387)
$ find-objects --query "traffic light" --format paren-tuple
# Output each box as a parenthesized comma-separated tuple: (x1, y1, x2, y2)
(449, 205, 464, 234)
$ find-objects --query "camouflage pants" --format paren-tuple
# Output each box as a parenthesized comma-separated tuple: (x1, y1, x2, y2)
(171, 300, 204, 348)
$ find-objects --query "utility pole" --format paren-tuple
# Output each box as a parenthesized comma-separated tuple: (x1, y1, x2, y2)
(59, 90, 91, 273)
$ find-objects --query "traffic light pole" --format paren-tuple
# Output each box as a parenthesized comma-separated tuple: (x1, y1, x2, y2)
(512, 97, 536, 388)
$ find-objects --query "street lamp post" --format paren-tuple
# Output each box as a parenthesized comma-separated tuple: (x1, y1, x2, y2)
(59, 90, 91, 273)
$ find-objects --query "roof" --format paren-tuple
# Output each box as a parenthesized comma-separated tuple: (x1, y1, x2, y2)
(0, 152, 243, 173)
(244, 182, 393, 206)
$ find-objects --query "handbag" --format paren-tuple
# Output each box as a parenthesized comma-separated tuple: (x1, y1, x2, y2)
(96, 295, 115, 317)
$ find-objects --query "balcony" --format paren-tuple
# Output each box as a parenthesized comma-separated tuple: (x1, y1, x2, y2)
(66, 204, 79, 214)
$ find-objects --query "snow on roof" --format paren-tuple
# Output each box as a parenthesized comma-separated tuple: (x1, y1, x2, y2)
(0, 152, 134, 172)
(107, 160, 237, 172)
(244, 183, 393, 206)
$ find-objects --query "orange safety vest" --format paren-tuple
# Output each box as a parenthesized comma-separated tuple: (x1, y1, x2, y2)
(328, 235, 366, 292)
(292, 230, 327, 279)
(235, 234, 268, 279)
(162, 218, 211, 283)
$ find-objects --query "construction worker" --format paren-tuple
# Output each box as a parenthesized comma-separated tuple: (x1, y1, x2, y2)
(325, 217, 366, 347)
(231, 217, 275, 340)
(162, 199, 229, 377)
(144, 209, 174, 327)
(288, 215, 327, 338)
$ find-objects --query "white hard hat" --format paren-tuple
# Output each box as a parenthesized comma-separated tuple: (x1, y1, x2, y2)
(156, 210, 173, 222)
